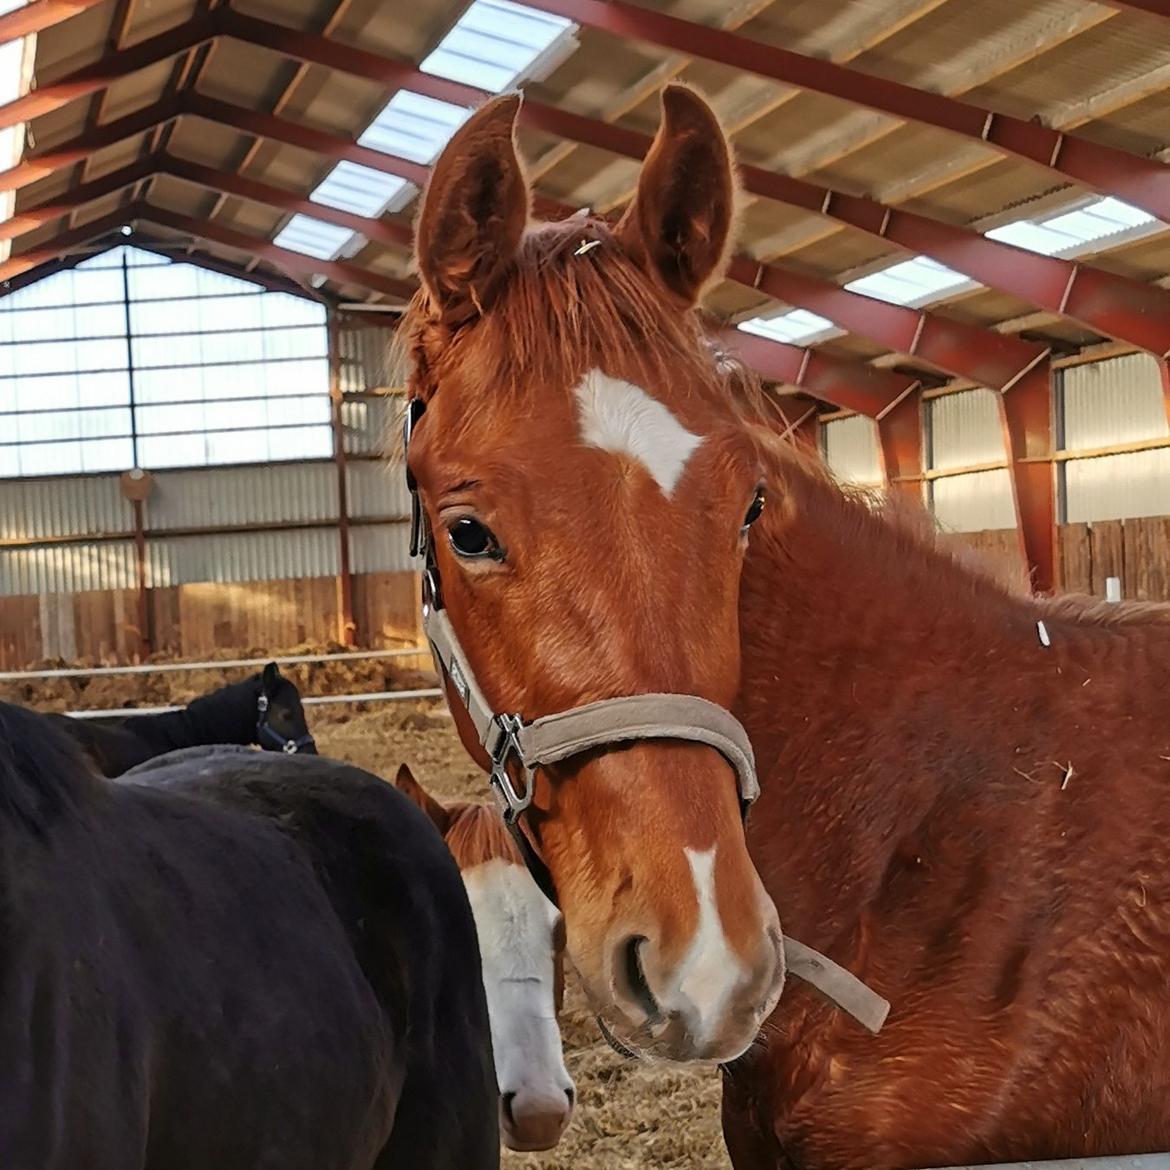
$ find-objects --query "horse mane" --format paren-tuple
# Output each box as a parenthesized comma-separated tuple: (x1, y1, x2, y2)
(402, 215, 764, 422)
(443, 802, 522, 870)
(124, 673, 264, 749)
(0, 702, 100, 835)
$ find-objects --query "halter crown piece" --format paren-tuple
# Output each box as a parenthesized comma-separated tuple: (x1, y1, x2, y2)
(402, 397, 889, 1036)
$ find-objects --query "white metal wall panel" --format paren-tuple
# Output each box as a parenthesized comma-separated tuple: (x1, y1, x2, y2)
(349, 523, 411, 573)
(1061, 354, 1169, 450)
(147, 528, 339, 586)
(928, 389, 1005, 470)
(0, 540, 137, 595)
(342, 395, 398, 456)
(823, 415, 883, 486)
(145, 463, 338, 530)
(0, 474, 131, 539)
(931, 469, 1017, 532)
(346, 459, 409, 519)
(1064, 448, 1170, 524)
(338, 320, 404, 394)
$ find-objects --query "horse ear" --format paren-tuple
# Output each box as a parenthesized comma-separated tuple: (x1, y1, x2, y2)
(415, 93, 529, 320)
(616, 84, 737, 306)
(393, 763, 450, 834)
(262, 662, 280, 694)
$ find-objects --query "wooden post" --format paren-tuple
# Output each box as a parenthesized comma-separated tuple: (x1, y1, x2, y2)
(1158, 357, 1170, 432)
(1000, 362, 1058, 595)
(328, 311, 357, 647)
(119, 469, 154, 659)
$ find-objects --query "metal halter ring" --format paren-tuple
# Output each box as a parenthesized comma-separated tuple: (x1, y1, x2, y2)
(488, 713, 536, 825)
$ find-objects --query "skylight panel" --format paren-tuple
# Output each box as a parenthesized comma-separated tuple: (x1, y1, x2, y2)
(846, 255, 969, 306)
(986, 195, 1158, 257)
(310, 161, 412, 219)
(272, 215, 360, 261)
(358, 91, 472, 164)
(738, 309, 836, 346)
(421, 0, 576, 90)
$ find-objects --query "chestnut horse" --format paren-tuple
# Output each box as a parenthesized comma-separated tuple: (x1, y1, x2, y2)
(392, 764, 574, 1152)
(405, 84, 1170, 1168)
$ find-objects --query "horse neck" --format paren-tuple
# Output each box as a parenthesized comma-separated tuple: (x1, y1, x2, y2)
(125, 677, 260, 751)
(735, 455, 1043, 944)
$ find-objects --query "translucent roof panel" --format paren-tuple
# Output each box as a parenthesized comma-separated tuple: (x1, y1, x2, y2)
(421, 0, 576, 91)
(272, 215, 359, 261)
(737, 309, 836, 346)
(845, 255, 972, 307)
(358, 91, 472, 164)
(0, 1, 31, 263)
(987, 196, 1159, 257)
(311, 161, 413, 218)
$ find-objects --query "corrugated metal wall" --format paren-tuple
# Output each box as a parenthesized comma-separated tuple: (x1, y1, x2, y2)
(0, 473, 131, 540)
(823, 415, 882, 487)
(149, 529, 340, 586)
(0, 540, 137, 594)
(927, 389, 1016, 532)
(338, 318, 406, 394)
(1061, 354, 1170, 523)
(347, 459, 409, 519)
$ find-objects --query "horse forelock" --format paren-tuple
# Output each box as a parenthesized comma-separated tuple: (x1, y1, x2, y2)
(443, 802, 523, 872)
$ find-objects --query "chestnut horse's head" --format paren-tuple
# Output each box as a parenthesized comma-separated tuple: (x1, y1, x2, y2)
(403, 85, 783, 1063)
(393, 765, 573, 1151)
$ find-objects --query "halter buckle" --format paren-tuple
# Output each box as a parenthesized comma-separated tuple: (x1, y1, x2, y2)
(488, 713, 535, 826)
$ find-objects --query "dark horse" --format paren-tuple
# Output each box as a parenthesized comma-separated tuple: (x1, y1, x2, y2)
(49, 661, 316, 777)
(0, 704, 498, 1170)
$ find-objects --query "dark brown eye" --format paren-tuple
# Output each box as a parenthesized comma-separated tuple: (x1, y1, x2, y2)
(742, 487, 766, 532)
(448, 517, 501, 560)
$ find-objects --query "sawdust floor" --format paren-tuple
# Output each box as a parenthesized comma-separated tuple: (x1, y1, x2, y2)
(313, 703, 732, 1170)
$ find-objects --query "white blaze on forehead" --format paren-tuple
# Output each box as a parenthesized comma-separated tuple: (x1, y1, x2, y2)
(668, 847, 746, 1045)
(461, 859, 574, 1106)
(573, 368, 703, 497)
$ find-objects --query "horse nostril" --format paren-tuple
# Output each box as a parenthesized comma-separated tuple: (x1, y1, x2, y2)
(565, 1087, 575, 1108)
(501, 1092, 516, 1127)
(619, 935, 659, 1022)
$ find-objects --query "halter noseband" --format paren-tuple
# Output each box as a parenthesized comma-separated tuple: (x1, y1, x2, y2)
(255, 693, 316, 755)
(403, 396, 889, 1036)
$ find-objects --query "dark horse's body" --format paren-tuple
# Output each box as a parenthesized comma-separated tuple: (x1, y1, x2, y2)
(0, 706, 497, 1170)
(49, 662, 316, 777)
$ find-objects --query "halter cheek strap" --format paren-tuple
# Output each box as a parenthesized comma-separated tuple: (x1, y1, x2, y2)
(404, 396, 889, 1037)
(255, 694, 316, 755)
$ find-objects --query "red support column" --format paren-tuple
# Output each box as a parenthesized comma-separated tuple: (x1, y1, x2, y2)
(876, 391, 925, 507)
(999, 363, 1058, 595)
(1158, 357, 1170, 431)
(328, 312, 357, 648)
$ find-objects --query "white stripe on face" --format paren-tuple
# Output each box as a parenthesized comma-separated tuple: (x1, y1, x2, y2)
(573, 368, 704, 497)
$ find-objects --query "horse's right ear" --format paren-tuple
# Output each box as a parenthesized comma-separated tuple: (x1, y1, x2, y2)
(392, 763, 450, 834)
(415, 93, 529, 320)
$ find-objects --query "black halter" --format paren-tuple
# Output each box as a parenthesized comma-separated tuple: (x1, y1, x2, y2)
(255, 694, 316, 755)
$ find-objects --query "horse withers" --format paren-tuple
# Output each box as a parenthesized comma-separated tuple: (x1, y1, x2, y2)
(393, 764, 574, 1152)
(50, 661, 316, 777)
(0, 705, 497, 1170)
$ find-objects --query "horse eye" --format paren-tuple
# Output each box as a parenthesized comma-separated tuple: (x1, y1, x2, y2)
(742, 487, 766, 532)
(448, 517, 501, 560)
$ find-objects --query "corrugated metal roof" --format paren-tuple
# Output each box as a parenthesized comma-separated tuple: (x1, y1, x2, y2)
(146, 462, 338, 529)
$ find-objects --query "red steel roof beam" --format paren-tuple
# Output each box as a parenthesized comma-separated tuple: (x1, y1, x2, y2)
(0, 0, 108, 46)
(876, 392, 925, 505)
(519, 0, 1170, 224)
(0, 15, 215, 131)
(221, 15, 1170, 357)
(0, 208, 127, 282)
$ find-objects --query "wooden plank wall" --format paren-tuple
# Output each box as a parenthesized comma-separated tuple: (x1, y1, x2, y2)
(1059, 516, 1170, 601)
(0, 572, 422, 669)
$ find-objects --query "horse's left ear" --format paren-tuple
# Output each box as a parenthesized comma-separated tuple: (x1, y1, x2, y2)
(617, 84, 737, 306)
(415, 93, 529, 320)
(262, 662, 280, 694)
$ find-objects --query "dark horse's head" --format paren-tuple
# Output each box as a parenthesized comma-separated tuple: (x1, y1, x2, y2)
(253, 663, 317, 756)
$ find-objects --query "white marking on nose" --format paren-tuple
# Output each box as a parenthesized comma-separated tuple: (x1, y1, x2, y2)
(573, 367, 703, 497)
(461, 859, 574, 1118)
(667, 847, 745, 1044)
